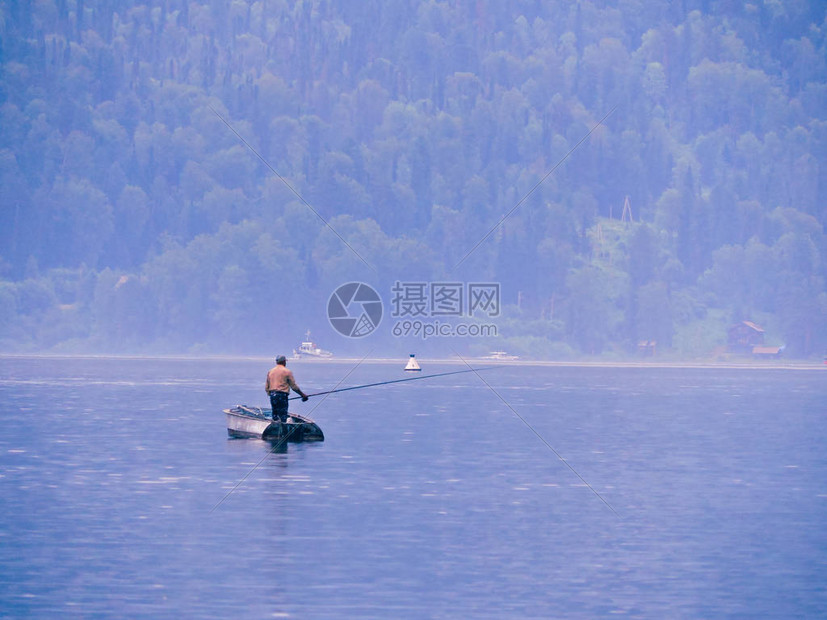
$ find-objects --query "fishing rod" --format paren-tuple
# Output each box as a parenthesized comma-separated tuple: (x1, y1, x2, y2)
(288, 365, 502, 400)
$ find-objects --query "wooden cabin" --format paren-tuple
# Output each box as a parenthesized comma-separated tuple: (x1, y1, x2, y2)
(728, 321, 765, 353)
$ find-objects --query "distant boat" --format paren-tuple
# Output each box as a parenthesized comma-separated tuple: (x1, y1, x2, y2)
(224, 405, 324, 441)
(404, 354, 421, 371)
(481, 351, 519, 361)
(292, 330, 333, 359)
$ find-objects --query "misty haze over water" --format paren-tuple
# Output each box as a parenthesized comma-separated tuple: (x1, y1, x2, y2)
(1, 2, 827, 618)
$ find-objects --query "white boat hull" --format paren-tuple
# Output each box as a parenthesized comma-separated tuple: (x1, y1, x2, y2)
(224, 406, 324, 441)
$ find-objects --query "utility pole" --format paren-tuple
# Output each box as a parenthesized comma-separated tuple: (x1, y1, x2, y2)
(621, 195, 633, 223)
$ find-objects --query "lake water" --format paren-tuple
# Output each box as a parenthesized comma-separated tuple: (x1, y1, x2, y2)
(0, 356, 825, 618)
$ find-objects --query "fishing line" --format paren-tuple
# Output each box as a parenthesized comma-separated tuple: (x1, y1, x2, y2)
(288, 365, 502, 400)
(453, 351, 619, 517)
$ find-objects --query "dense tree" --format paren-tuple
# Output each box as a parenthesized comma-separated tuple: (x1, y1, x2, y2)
(0, 0, 825, 357)
(564, 264, 623, 354)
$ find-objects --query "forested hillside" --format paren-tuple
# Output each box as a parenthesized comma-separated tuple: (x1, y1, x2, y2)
(1, 0, 825, 357)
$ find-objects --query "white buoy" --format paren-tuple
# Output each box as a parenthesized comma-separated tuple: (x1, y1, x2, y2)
(404, 354, 421, 371)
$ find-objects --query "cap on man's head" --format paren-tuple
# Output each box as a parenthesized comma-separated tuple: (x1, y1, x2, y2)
(276, 355, 287, 364)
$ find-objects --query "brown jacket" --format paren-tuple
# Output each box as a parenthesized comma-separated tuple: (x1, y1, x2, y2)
(265, 365, 300, 394)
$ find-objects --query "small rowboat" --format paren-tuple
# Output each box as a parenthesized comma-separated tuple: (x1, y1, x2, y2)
(224, 405, 324, 442)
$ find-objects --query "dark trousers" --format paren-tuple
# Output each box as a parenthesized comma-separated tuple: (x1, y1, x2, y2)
(269, 391, 289, 421)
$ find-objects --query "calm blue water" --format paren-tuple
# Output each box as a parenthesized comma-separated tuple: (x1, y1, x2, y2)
(0, 357, 825, 618)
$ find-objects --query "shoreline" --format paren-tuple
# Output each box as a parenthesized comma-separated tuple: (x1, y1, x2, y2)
(1, 352, 824, 371)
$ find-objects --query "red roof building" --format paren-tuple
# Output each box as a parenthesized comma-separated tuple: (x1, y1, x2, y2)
(728, 321, 765, 353)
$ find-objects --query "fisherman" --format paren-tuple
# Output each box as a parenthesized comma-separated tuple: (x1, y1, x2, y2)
(265, 355, 309, 422)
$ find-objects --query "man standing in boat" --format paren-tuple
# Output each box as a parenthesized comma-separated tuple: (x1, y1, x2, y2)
(265, 355, 309, 422)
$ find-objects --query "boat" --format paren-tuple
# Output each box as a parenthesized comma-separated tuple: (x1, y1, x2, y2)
(292, 330, 333, 359)
(224, 405, 324, 441)
(481, 351, 520, 361)
(404, 354, 421, 371)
